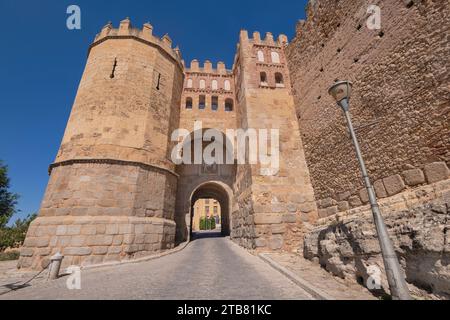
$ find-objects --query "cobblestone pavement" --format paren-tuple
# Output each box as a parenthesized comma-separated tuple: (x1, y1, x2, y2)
(0, 234, 313, 300)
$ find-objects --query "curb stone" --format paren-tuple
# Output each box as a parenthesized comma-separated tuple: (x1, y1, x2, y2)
(258, 253, 335, 300)
(79, 241, 190, 271)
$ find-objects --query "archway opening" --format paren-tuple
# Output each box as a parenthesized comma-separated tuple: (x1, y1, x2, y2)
(191, 198, 222, 237)
(189, 182, 231, 240)
(174, 128, 236, 244)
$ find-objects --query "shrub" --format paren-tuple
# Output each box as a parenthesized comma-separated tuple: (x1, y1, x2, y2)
(0, 213, 37, 252)
(0, 250, 20, 261)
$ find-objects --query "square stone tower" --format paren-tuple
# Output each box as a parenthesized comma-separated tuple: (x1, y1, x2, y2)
(231, 30, 318, 250)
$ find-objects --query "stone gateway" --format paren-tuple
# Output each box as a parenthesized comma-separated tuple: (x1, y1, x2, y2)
(18, 0, 450, 299)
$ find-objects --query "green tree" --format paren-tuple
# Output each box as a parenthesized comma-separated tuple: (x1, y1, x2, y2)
(199, 217, 206, 230)
(0, 161, 19, 228)
(0, 213, 37, 251)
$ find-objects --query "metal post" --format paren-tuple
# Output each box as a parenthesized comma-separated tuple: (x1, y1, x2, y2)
(340, 99, 411, 300)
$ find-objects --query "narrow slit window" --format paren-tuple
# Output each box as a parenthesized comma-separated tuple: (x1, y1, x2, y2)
(199, 95, 206, 110)
(275, 72, 284, 87)
(156, 73, 161, 90)
(212, 96, 219, 111)
(260, 72, 268, 86)
(110, 58, 117, 79)
(186, 97, 193, 109)
(225, 99, 234, 112)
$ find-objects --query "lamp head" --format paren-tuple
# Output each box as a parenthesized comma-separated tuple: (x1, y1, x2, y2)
(328, 80, 353, 110)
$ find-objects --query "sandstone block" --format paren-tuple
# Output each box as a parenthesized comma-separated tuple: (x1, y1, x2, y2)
(24, 237, 49, 248)
(108, 246, 123, 254)
(349, 196, 362, 207)
(63, 247, 92, 256)
(57, 236, 72, 246)
(374, 180, 388, 198)
(271, 224, 286, 234)
(338, 201, 350, 212)
(424, 162, 449, 184)
(282, 213, 297, 223)
(66, 225, 81, 236)
(123, 234, 135, 245)
(289, 193, 308, 204)
(87, 235, 113, 246)
(337, 191, 351, 201)
(56, 225, 67, 236)
(92, 246, 109, 255)
(300, 212, 310, 222)
(105, 224, 119, 235)
(124, 245, 140, 254)
(318, 198, 334, 208)
(287, 203, 298, 213)
(20, 248, 34, 257)
(96, 224, 106, 234)
(113, 235, 124, 245)
(35, 248, 52, 256)
(254, 213, 282, 225)
(359, 189, 369, 204)
(70, 236, 86, 247)
(402, 168, 425, 186)
(383, 174, 406, 196)
(81, 225, 97, 235)
(119, 224, 134, 234)
(269, 235, 283, 250)
(299, 202, 315, 213)
(134, 224, 145, 234)
(255, 238, 267, 247)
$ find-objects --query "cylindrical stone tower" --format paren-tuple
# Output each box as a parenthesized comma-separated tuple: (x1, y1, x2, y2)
(18, 19, 184, 270)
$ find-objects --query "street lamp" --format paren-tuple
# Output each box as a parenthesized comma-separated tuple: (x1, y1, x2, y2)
(328, 80, 412, 300)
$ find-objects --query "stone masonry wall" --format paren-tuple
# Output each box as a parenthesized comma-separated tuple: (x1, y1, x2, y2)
(304, 179, 450, 299)
(286, 0, 450, 209)
(19, 19, 183, 270)
(19, 163, 176, 270)
(232, 31, 319, 252)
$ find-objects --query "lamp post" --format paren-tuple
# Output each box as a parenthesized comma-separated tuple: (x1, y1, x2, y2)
(328, 80, 411, 300)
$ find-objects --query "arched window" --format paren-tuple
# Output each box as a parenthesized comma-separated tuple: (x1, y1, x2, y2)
(257, 50, 265, 62)
(271, 51, 280, 64)
(224, 80, 231, 91)
(275, 73, 284, 87)
(187, 78, 193, 88)
(211, 96, 219, 111)
(225, 99, 234, 112)
(185, 97, 193, 109)
(212, 79, 218, 90)
(260, 72, 268, 86)
(199, 95, 206, 109)
(199, 79, 206, 89)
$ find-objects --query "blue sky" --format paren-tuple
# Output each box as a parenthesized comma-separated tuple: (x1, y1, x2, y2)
(0, 0, 307, 223)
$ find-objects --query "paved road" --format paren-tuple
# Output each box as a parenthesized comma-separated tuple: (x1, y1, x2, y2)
(0, 233, 312, 300)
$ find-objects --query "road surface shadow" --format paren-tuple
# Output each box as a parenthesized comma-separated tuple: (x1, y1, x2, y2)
(192, 230, 224, 241)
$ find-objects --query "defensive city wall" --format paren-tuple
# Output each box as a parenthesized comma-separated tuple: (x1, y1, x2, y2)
(286, 0, 449, 298)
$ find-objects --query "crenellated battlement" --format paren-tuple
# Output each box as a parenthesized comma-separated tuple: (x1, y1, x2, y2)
(184, 60, 232, 75)
(239, 30, 289, 47)
(92, 18, 183, 64)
